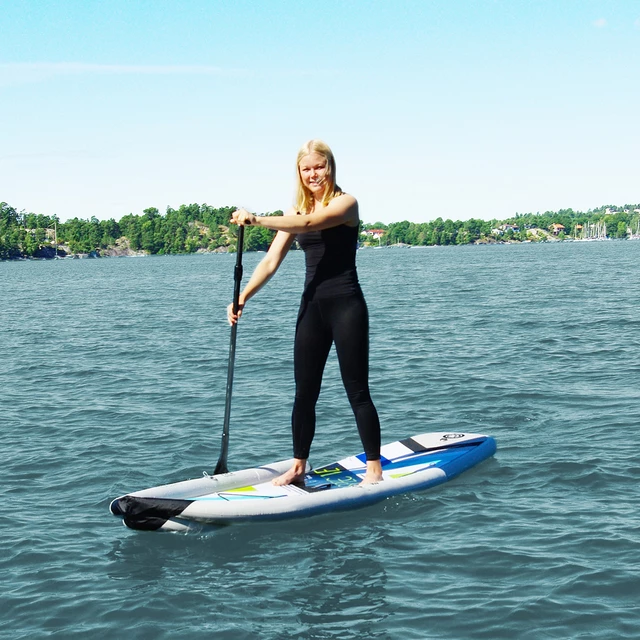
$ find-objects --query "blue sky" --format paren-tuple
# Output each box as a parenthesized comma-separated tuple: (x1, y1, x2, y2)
(1, 0, 638, 224)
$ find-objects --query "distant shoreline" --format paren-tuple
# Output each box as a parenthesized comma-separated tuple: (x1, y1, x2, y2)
(4, 235, 638, 263)
(2, 200, 638, 261)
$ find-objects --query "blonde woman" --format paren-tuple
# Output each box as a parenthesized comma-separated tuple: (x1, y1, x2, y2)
(228, 140, 382, 485)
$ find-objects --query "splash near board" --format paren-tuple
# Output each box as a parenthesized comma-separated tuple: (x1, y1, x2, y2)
(110, 432, 496, 532)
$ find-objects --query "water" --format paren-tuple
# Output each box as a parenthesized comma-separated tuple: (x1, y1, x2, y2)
(1, 241, 639, 639)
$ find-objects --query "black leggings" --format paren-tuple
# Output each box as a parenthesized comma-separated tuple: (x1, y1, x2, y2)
(292, 291, 381, 461)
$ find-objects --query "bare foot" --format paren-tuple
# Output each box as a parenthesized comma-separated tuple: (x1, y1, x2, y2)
(272, 459, 307, 486)
(360, 460, 383, 485)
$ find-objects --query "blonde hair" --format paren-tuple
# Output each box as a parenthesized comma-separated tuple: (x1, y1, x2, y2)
(294, 140, 343, 214)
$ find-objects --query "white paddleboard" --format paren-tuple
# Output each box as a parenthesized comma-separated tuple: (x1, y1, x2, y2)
(110, 432, 496, 532)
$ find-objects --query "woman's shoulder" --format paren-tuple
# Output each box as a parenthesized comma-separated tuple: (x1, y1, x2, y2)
(326, 192, 358, 215)
(333, 191, 357, 206)
(328, 192, 358, 227)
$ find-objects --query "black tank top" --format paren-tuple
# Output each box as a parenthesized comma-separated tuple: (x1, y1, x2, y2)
(297, 224, 360, 298)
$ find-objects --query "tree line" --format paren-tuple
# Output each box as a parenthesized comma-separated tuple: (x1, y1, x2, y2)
(363, 205, 640, 246)
(1, 200, 639, 260)
(0, 202, 277, 259)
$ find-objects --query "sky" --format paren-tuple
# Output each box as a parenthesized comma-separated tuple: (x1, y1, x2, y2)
(1, 0, 638, 225)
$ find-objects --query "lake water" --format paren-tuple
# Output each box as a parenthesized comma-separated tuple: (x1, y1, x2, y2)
(1, 241, 639, 639)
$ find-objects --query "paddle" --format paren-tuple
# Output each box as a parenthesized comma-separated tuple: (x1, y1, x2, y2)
(214, 224, 245, 475)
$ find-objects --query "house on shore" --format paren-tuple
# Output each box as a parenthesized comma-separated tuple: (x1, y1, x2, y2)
(363, 229, 386, 240)
(491, 224, 520, 235)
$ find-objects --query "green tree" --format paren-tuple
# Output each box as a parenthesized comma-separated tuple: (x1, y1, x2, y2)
(616, 221, 628, 238)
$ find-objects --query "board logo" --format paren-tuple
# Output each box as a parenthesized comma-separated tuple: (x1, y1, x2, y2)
(441, 433, 465, 441)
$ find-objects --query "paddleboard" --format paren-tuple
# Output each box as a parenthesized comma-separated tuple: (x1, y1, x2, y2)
(110, 432, 496, 532)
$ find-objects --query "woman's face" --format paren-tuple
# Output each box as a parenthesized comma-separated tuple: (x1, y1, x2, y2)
(298, 152, 329, 197)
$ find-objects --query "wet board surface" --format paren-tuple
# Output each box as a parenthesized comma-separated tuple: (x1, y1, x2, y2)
(110, 432, 496, 532)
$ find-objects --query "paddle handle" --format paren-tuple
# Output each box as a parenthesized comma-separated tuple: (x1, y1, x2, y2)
(232, 225, 244, 314)
(214, 225, 245, 475)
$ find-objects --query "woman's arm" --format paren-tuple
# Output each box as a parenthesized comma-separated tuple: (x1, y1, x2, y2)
(227, 227, 296, 325)
(232, 194, 359, 234)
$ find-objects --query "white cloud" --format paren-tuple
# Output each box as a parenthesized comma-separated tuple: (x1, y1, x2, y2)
(592, 18, 607, 28)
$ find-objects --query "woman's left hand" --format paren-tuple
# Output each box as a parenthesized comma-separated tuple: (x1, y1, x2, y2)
(231, 208, 257, 226)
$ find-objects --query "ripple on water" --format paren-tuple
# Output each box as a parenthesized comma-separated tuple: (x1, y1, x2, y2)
(2, 243, 640, 639)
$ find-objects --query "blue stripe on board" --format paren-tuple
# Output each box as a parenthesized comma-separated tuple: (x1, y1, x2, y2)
(381, 446, 473, 472)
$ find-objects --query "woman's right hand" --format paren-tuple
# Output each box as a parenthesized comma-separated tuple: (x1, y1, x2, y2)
(227, 301, 245, 326)
(231, 208, 257, 226)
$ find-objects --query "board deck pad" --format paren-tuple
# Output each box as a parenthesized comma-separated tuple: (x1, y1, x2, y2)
(110, 432, 496, 532)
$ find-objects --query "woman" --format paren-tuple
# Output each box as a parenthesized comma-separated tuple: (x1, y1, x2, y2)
(228, 140, 382, 485)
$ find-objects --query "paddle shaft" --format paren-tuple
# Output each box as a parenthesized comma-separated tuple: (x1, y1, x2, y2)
(214, 225, 244, 475)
